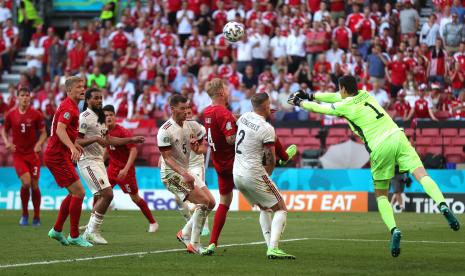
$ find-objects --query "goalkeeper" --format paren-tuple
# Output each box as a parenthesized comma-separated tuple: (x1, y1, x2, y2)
(287, 75, 460, 258)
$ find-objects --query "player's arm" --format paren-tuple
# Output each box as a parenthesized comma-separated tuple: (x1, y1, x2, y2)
(225, 134, 236, 145)
(34, 126, 47, 152)
(76, 134, 104, 147)
(299, 101, 339, 116)
(56, 122, 82, 162)
(0, 123, 14, 152)
(313, 92, 343, 103)
(107, 135, 144, 146)
(118, 147, 137, 179)
(220, 111, 237, 145)
(263, 144, 276, 175)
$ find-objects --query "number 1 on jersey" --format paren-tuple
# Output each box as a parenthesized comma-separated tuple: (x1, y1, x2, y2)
(364, 102, 384, 119)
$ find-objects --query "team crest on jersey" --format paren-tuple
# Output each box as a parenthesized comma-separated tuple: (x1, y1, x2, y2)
(226, 121, 232, 130)
(163, 137, 170, 143)
(80, 123, 87, 129)
(64, 112, 70, 120)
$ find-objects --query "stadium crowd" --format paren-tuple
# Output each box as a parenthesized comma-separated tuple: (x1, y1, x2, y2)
(1, 0, 465, 124)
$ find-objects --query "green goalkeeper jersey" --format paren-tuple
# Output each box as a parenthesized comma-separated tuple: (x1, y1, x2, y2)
(301, 90, 401, 153)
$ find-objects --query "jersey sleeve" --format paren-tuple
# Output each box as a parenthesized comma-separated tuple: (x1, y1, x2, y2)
(196, 123, 207, 141)
(58, 106, 76, 127)
(157, 128, 172, 151)
(301, 101, 341, 116)
(78, 113, 88, 135)
(262, 125, 276, 146)
(35, 111, 45, 130)
(120, 127, 135, 149)
(314, 92, 342, 103)
(217, 109, 237, 138)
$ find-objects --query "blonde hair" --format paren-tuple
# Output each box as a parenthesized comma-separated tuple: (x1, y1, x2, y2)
(206, 78, 225, 98)
(65, 76, 84, 92)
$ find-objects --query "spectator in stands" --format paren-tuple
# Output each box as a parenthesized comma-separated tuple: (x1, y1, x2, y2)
(66, 37, 86, 75)
(194, 4, 212, 36)
(235, 33, 256, 74)
(399, 0, 420, 40)
(177, 1, 195, 47)
(87, 66, 107, 88)
(451, 0, 465, 23)
(367, 44, 389, 85)
(114, 73, 135, 100)
(0, 1, 10, 25)
(393, 90, 412, 121)
(428, 38, 448, 86)
(357, 6, 376, 42)
(439, 5, 453, 39)
(239, 87, 254, 114)
(408, 87, 439, 121)
(28, 67, 41, 92)
(172, 64, 196, 93)
(420, 14, 440, 48)
(18, 0, 43, 47)
(193, 82, 211, 114)
(325, 40, 343, 74)
(242, 64, 258, 89)
(450, 60, 465, 97)
(443, 12, 465, 53)
(287, 25, 306, 73)
(25, 37, 43, 76)
(115, 92, 133, 119)
(370, 80, 390, 109)
(386, 51, 408, 98)
(451, 91, 465, 119)
(250, 24, 270, 77)
(135, 85, 154, 119)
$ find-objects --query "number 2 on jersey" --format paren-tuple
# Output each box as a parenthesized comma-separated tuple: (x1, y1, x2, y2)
(364, 102, 384, 119)
(235, 130, 245, 154)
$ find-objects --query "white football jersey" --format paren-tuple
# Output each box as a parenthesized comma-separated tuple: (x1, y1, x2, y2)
(157, 118, 205, 174)
(233, 112, 275, 177)
(78, 108, 107, 162)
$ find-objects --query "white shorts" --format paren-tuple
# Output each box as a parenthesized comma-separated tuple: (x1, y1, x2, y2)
(234, 173, 283, 209)
(161, 170, 206, 202)
(189, 165, 205, 182)
(78, 160, 111, 195)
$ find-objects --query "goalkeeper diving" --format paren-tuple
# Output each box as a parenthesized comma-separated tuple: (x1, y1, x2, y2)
(287, 75, 460, 258)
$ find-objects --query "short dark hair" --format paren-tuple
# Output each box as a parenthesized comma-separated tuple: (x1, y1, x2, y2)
(17, 87, 30, 96)
(103, 105, 115, 113)
(169, 94, 188, 107)
(338, 75, 358, 95)
(251, 92, 269, 108)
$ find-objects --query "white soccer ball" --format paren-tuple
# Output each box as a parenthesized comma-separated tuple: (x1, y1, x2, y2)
(223, 21, 245, 43)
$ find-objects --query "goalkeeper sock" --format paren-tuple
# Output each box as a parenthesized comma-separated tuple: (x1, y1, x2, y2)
(259, 210, 272, 247)
(376, 196, 397, 232)
(419, 176, 446, 205)
(190, 207, 207, 249)
(269, 210, 287, 249)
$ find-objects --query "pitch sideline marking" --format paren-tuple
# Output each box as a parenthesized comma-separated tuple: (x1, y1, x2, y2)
(1, 237, 464, 269)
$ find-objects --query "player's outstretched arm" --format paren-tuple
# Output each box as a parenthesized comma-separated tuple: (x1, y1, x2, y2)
(108, 135, 145, 146)
(314, 92, 342, 103)
(299, 101, 339, 116)
(76, 134, 105, 147)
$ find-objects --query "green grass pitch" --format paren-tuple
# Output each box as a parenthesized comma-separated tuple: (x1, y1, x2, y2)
(0, 210, 463, 275)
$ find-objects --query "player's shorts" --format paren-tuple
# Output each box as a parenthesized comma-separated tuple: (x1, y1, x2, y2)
(78, 160, 111, 195)
(370, 130, 423, 184)
(161, 170, 206, 202)
(13, 153, 40, 180)
(108, 165, 138, 194)
(218, 170, 234, 195)
(234, 173, 283, 209)
(189, 165, 205, 181)
(44, 156, 80, 188)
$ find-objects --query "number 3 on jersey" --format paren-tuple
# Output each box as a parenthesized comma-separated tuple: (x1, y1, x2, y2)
(235, 130, 245, 154)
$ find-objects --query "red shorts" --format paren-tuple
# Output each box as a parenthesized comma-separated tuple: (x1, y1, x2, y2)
(108, 165, 138, 194)
(44, 156, 80, 188)
(218, 170, 234, 195)
(13, 153, 41, 179)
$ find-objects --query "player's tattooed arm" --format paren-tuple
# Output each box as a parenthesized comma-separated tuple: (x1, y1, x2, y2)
(263, 144, 276, 175)
(225, 134, 236, 145)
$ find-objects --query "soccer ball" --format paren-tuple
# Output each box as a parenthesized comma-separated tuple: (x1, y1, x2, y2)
(223, 21, 245, 43)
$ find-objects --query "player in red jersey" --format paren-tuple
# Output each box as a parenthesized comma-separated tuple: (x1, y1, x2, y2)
(200, 78, 237, 255)
(102, 105, 159, 233)
(1, 87, 47, 226)
(44, 76, 93, 247)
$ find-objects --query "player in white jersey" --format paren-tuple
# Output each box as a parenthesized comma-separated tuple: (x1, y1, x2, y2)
(233, 93, 295, 260)
(157, 94, 216, 254)
(77, 88, 144, 244)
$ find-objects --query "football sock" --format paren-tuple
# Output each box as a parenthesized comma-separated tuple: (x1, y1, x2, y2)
(182, 216, 194, 239)
(87, 211, 104, 233)
(259, 210, 272, 247)
(275, 137, 289, 161)
(175, 196, 192, 221)
(31, 187, 41, 219)
(203, 215, 210, 230)
(210, 203, 229, 245)
(270, 210, 287, 249)
(419, 176, 446, 205)
(136, 198, 156, 224)
(20, 186, 30, 217)
(69, 196, 84, 238)
(54, 194, 72, 232)
(190, 207, 207, 249)
(377, 196, 397, 231)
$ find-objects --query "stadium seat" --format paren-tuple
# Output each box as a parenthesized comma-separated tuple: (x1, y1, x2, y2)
(292, 128, 310, 137)
(459, 128, 465, 137)
(302, 138, 320, 148)
(326, 137, 339, 146)
(446, 155, 464, 163)
(404, 128, 414, 137)
(441, 128, 458, 137)
(276, 128, 292, 138)
(421, 128, 440, 137)
(452, 138, 465, 146)
(149, 127, 158, 136)
(425, 146, 442, 155)
(132, 128, 150, 136)
(445, 147, 463, 156)
(309, 128, 320, 137)
(283, 137, 302, 147)
(144, 135, 157, 145)
(435, 111, 451, 120)
(416, 137, 432, 146)
(328, 128, 347, 137)
(434, 137, 451, 146)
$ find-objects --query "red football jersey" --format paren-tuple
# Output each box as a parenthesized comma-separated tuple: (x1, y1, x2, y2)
(203, 105, 237, 173)
(4, 107, 44, 155)
(394, 101, 411, 118)
(44, 97, 80, 159)
(107, 124, 135, 169)
(414, 98, 430, 118)
(388, 61, 408, 86)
